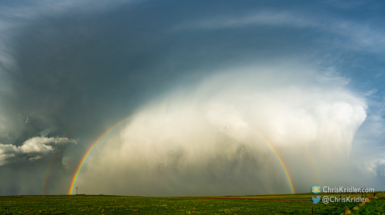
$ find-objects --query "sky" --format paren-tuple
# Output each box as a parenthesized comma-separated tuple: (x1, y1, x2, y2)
(1, 0, 385, 196)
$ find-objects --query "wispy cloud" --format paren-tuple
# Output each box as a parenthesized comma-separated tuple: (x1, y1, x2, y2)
(174, 10, 315, 30)
(175, 9, 385, 54)
(0, 0, 134, 20)
(174, 10, 318, 30)
(324, 0, 374, 9)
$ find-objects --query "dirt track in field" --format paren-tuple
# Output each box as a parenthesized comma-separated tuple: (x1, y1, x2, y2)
(173, 197, 311, 201)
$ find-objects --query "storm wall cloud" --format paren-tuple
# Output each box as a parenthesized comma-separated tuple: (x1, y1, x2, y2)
(0, 0, 385, 195)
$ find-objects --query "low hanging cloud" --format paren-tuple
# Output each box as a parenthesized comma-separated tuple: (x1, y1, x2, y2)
(74, 64, 368, 196)
(0, 136, 76, 166)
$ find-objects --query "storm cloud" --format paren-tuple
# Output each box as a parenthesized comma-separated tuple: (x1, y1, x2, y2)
(0, 0, 385, 195)
(76, 65, 368, 195)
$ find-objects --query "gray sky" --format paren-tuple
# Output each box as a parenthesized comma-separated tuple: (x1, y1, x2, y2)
(1, 0, 385, 195)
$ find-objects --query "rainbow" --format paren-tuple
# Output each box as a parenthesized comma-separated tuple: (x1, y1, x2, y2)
(68, 113, 139, 195)
(41, 114, 85, 195)
(305, 145, 321, 185)
(249, 127, 295, 194)
(67, 111, 297, 195)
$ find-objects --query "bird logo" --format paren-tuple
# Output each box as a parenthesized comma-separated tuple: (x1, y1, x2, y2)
(312, 196, 321, 204)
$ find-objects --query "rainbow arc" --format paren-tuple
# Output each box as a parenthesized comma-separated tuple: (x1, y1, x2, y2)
(68, 113, 141, 194)
(249, 127, 295, 194)
(67, 113, 310, 195)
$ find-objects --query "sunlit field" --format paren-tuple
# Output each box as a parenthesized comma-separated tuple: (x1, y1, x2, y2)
(1, 193, 383, 214)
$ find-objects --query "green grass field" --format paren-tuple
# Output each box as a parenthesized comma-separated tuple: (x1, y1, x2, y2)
(0, 193, 383, 214)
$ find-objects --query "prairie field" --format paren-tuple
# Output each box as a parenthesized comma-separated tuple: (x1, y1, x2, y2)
(1, 193, 384, 215)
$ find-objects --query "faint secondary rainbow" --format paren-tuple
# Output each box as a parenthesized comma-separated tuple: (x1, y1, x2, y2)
(41, 114, 85, 195)
(68, 113, 140, 195)
(305, 145, 321, 185)
(249, 127, 295, 194)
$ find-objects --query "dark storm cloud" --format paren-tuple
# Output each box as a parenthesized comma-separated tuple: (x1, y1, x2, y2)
(0, 0, 147, 194)
(0, 0, 385, 195)
(1, 0, 324, 143)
